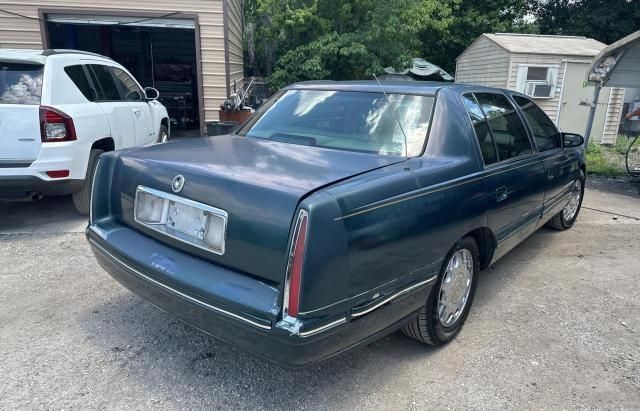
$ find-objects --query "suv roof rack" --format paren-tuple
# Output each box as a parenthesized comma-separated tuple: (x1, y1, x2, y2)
(41, 49, 112, 59)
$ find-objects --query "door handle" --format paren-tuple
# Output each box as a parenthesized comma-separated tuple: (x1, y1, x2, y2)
(547, 169, 555, 181)
(496, 186, 509, 202)
(133, 109, 141, 116)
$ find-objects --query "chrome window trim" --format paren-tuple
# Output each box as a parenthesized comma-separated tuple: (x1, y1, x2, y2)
(351, 275, 437, 318)
(134, 186, 228, 256)
(88, 235, 272, 331)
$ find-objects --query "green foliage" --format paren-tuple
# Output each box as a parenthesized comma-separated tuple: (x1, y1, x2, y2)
(585, 143, 624, 177)
(245, 0, 456, 89)
(243, 0, 637, 90)
(532, 0, 640, 45)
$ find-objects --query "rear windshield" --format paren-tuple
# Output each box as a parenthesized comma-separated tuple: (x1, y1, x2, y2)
(239, 90, 435, 156)
(0, 63, 44, 105)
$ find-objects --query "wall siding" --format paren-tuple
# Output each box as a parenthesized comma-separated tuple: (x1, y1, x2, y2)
(455, 37, 510, 88)
(225, 0, 243, 93)
(0, 0, 235, 123)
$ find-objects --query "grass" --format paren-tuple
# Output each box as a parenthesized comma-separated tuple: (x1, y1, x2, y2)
(585, 135, 640, 177)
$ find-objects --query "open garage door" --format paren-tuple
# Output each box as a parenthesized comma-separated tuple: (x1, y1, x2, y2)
(45, 13, 202, 134)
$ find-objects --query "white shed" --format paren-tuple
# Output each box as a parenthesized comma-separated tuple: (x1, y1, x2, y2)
(455, 33, 624, 144)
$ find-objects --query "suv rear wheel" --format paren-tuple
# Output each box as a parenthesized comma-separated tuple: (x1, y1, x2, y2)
(72, 149, 103, 215)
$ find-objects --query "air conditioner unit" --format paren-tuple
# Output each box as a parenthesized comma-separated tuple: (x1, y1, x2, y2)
(525, 81, 552, 98)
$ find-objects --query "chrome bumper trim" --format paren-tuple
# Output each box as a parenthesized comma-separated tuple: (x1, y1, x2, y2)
(299, 317, 347, 338)
(351, 275, 437, 318)
(88, 235, 272, 331)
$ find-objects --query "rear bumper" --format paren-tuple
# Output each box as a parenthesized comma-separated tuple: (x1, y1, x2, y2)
(0, 175, 82, 199)
(86, 224, 434, 368)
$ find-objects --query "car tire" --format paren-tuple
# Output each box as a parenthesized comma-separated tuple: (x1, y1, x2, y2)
(158, 124, 169, 143)
(402, 236, 479, 346)
(72, 149, 103, 216)
(546, 170, 585, 231)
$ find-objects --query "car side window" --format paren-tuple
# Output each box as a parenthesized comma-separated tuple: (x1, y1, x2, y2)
(462, 93, 498, 165)
(474, 92, 533, 161)
(88, 64, 120, 101)
(110, 67, 142, 101)
(64, 65, 97, 102)
(513, 95, 561, 151)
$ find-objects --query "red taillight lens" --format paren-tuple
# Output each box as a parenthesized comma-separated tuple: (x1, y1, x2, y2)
(40, 106, 77, 142)
(46, 170, 70, 179)
(285, 210, 308, 318)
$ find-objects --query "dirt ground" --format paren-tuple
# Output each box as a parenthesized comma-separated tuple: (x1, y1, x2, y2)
(1, 178, 639, 409)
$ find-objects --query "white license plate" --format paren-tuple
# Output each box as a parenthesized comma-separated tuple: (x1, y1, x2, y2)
(134, 186, 228, 255)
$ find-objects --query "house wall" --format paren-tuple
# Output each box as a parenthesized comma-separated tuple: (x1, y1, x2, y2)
(455, 36, 510, 88)
(225, 0, 244, 96)
(0, 0, 243, 124)
(506, 53, 571, 122)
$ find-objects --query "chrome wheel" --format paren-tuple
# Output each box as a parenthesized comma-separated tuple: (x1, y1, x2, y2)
(562, 179, 582, 222)
(438, 249, 473, 327)
(160, 131, 169, 143)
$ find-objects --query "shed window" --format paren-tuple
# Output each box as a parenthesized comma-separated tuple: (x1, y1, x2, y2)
(516, 65, 559, 99)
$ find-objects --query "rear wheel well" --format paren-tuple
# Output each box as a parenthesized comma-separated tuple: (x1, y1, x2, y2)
(91, 137, 115, 152)
(161, 117, 169, 129)
(464, 227, 496, 270)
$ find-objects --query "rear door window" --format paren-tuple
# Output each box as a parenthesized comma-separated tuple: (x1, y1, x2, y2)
(0, 62, 44, 105)
(513, 95, 561, 151)
(462, 93, 498, 165)
(64, 65, 97, 102)
(474, 93, 533, 161)
(88, 65, 121, 101)
(110, 67, 142, 101)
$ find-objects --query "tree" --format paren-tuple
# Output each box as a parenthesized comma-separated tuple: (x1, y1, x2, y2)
(533, 0, 640, 46)
(420, 0, 534, 73)
(244, 0, 454, 89)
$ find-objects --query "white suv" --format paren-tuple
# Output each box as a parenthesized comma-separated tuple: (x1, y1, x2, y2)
(0, 49, 169, 214)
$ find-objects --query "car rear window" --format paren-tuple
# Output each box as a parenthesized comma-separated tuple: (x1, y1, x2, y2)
(0, 62, 44, 105)
(239, 90, 435, 157)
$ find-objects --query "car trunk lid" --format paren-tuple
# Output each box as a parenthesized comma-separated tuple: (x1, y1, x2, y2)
(112, 134, 403, 284)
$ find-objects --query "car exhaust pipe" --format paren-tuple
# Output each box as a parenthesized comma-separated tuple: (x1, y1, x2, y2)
(29, 192, 43, 201)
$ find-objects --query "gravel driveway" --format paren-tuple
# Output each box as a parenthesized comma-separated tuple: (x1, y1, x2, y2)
(1, 179, 639, 409)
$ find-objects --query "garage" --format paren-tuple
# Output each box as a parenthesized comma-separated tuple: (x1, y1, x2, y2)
(0, 1, 244, 136)
(44, 14, 201, 133)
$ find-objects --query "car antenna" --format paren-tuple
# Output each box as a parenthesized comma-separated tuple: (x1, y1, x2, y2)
(372, 74, 410, 170)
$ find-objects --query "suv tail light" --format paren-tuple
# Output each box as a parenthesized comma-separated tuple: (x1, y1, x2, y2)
(283, 210, 308, 318)
(40, 106, 77, 142)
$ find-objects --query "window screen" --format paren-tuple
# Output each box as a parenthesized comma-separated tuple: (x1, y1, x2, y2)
(110, 67, 141, 101)
(474, 93, 533, 161)
(462, 94, 497, 165)
(513, 95, 561, 151)
(89, 65, 120, 101)
(64, 65, 96, 102)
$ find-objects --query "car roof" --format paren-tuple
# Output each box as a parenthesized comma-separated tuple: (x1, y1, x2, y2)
(0, 48, 112, 65)
(285, 80, 515, 96)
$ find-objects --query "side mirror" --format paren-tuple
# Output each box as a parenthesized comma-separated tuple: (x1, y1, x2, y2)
(144, 87, 160, 101)
(563, 132, 584, 148)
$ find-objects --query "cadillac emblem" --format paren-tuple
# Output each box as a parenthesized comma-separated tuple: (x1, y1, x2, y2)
(171, 175, 185, 193)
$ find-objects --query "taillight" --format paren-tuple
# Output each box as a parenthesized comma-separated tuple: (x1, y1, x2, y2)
(40, 106, 77, 142)
(284, 210, 308, 318)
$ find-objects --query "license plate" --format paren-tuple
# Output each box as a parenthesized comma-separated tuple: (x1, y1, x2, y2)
(166, 200, 208, 240)
(134, 186, 228, 255)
